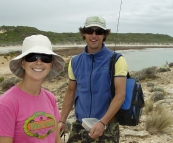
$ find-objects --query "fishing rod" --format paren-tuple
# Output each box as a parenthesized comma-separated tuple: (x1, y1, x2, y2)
(114, 0, 123, 51)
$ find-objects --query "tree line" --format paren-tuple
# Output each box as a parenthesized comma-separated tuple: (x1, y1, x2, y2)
(0, 26, 173, 46)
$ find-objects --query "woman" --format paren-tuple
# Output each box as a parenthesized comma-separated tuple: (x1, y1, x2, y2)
(0, 35, 65, 143)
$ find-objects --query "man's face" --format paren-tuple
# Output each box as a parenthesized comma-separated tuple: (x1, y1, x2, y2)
(83, 27, 105, 53)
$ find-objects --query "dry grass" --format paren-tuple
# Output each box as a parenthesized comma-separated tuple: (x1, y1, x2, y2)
(143, 99, 154, 115)
(145, 104, 173, 134)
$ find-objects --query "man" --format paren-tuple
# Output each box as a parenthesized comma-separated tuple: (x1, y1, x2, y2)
(58, 16, 128, 143)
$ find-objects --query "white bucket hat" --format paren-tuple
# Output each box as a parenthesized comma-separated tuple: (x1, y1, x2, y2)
(9, 34, 65, 79)
(84, 16, 107, 30)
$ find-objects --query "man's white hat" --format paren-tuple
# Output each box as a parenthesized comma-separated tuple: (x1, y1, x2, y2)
(84, 16, 107, 30)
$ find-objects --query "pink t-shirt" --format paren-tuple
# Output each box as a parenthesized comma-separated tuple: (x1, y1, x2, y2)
(0, 86, 60, 143)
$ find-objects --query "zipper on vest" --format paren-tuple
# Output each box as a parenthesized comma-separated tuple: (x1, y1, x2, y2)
(89, 55, 95, 117)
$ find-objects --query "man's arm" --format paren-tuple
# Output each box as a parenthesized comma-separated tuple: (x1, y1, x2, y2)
(89, 77, 126, 139)
(0, 137, 13, 143)
(58, 80, 76, 132)
(99, 77, 126, 124)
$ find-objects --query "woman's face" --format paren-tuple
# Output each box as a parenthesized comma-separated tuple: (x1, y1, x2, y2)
(22, 53, 53, 81)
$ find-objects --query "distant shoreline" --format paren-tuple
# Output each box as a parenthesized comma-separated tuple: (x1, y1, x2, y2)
(0, 44, 173, 55)
(52, 44, 173, 52)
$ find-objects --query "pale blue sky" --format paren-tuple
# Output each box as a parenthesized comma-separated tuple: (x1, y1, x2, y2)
(1, 0, 173, 37)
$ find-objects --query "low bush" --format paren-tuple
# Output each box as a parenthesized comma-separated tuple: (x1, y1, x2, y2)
(0, 77, 21, 91)
(157, 66, 171, 72)
(144, 99, 154, 115)
(145, 104, 173, 134)
(0, 77, 4, 83)
(131, 66, 158, 81)
(169, 62, 173, 67)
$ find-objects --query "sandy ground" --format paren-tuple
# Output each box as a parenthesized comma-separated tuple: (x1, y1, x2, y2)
(0, 56, 12, 75)
(0, 46, 173, 142)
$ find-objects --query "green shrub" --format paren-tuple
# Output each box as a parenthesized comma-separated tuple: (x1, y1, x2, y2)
(8, 52, 16, 59)
(169, 62, 173, 67)
(0, 77, 4, 83)
(157, 66, 171, 72)
(0, 77, 21, 91)
(131, 66, 158, 81)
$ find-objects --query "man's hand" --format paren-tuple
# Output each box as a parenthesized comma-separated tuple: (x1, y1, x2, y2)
(88, 121, 105, 139)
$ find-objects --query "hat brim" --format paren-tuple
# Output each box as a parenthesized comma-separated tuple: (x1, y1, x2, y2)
(84, 24, 106, 30)
(10, 46, 65, 79)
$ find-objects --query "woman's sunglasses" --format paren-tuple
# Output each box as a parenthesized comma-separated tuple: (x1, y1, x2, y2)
(24, 53, 53, 63)
(84, 28, 105, 35)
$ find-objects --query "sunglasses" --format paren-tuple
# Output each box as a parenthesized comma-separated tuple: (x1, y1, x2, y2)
(24, 53, 53, 63)
(84, 28, 105, 35)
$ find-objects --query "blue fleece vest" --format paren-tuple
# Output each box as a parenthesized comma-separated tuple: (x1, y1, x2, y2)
(71, 44, 115, 122)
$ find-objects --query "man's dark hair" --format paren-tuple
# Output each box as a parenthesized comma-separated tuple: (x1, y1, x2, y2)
(79, 27, 111, 42)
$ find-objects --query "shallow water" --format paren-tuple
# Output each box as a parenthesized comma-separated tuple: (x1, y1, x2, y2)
(0, 46, 22, 54)
(0, 46, 173, 72)
(116, 48, 173, 71)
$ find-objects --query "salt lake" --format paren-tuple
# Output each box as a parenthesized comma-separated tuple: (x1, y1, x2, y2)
(116, 48, 173, 71)
(0, 46, 173, 72)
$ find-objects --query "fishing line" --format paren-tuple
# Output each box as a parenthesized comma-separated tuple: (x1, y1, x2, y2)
(113, 1, 142, 83)
(114, 0, 123, 51)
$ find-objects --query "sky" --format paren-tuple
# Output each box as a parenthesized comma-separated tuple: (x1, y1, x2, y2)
(1, 0, 173, 37)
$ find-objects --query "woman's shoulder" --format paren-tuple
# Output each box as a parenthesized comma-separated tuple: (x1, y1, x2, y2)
(0, 86, 19, 106)
(41, 88, 56, 98)
(41, 88, 57, 106)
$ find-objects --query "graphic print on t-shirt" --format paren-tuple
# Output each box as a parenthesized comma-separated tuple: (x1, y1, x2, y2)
(23, 111, 56, 139)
